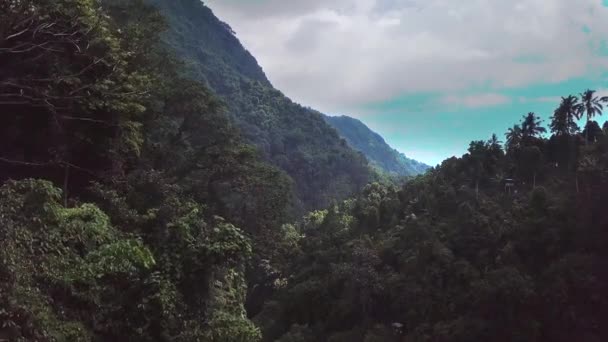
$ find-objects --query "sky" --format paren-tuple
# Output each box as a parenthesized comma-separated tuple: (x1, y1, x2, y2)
(204, 0, 608, 166)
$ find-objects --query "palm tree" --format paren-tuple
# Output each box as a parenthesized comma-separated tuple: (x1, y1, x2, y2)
(486, 133, 504, 177)
(488, 133, 504, 157)
(521, 112, 546, 138)
(505, 125, 523, 152)
(550, 95, 580, 136)
(579, 89, 604, 144)
(489, 133, 502, 148)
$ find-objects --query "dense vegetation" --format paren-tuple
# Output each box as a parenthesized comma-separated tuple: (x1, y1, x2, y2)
(323, 115, 429, 177)
(0, 0, 292, 340)
(2, 1, 608, 341)
(146, 0, 374, 213)
(257, 97, 608, 341)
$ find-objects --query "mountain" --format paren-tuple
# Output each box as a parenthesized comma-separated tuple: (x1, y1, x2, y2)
(147, 0, 373, 214)
(324, 115, 430, 176)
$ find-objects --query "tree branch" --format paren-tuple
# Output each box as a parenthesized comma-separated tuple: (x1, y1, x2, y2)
(0, 157, 99, 178)
(0, 157, 49, 167)
(60, 115, 113, 125)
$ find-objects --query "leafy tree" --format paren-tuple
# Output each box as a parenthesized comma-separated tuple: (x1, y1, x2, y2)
(582, 120, 604, 144)
(0, 1, 289, 340)
(0, 0, 152, 196)
(0, 180, 154, 341)
(486, 134, 505, 175)
(520, 146, 543, 188)
(467, 140, 487, 199)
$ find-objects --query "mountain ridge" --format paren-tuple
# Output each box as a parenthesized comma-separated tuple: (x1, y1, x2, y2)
(148, 0, 374, 214)
(323, 114, 430, 177)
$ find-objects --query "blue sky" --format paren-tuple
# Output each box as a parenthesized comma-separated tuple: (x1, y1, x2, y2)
(205, 0, 608, 165)
(361, 77, 608, 165)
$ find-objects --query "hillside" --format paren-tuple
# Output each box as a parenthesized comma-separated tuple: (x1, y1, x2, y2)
(147, 0, 373, 213)
(257, 113, 608, 341)
(324, 115, 430, 176)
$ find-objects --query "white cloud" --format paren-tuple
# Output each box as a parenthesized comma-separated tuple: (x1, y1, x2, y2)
(533, 96, 563, 104)
(440, 93, 511, 108)
(204, 0, 608, 113)
(515, 96, 562, 104)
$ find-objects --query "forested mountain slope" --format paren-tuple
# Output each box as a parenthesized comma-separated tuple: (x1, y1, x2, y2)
(147, 0, 373, 213)
(257, 110, 608, 341)
(324, 115, 430, 177)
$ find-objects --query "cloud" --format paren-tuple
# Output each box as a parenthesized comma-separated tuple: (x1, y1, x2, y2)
(204, 0, 608, 113)
(516, 88, 608, 106)
(202, 0, 335, 18)
(515, 96, 562, 104)
(532, 96, 563, 104)
(440, 93, 511, 109)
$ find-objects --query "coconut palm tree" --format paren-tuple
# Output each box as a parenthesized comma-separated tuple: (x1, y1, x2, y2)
(505, 125, 523, 152)
(521, 112, 546, 138)
(579, 90, 604, 144)
(550, 95, 580, 136)
(489, 133, 502, 148)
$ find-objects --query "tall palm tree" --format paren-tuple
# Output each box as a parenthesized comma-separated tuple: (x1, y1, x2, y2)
(579, 89, 604, 144)
(505, 124, 522, 152)
(550, 95, 580, 136)
(489, 133, 502, 148)
(521, 112, 546, 138)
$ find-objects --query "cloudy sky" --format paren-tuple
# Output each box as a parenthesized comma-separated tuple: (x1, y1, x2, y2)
(205, 0, 608, 165)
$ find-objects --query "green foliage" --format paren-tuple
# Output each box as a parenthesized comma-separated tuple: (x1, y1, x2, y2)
(0, 176, 259, 341)
(0, 0, 153, 187)
(0, 179, 154, 341)
(1, 1, 279, 340)
(146, 0, 374, 214)
(259, 108, 608, 341)
(85, 239, 156, 276)
(3, 1, 608, 341)
(323, 115, 429, 177)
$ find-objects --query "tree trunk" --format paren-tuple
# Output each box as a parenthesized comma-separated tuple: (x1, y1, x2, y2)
(585, 117, 590, 146)
(575, 173, 580, 194)
(533, 173, 536, 189)
(475, 180, 479, 200)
